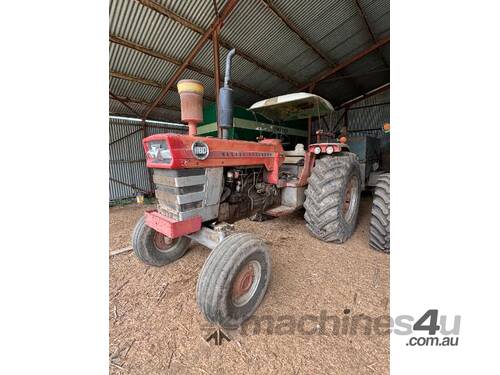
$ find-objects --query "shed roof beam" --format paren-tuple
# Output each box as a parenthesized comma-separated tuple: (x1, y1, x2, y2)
(337, 82, 390, 109)
(319, 67, 389, 84)
(353, 0, 389, 67)
(142, 0, 240, 119)
(110, 70, 217, 102)
(299, 37, 389, 91)
(111, 71, 162, 88)
(260, 0, 334, 66)
(110, 94, 180, 112)
(136, 0, 300, 88)
(260, 0, 364, 94)
(110, 34, 266, 98)
(110, 91, 143, 118)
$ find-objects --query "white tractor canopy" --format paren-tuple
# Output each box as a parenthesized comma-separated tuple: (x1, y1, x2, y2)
(248, 92, 334, 122)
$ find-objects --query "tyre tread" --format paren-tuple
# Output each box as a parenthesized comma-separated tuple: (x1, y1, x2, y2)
(369, 173, 390, 252)
(304, 153, 362, 243)
(196, 233, 270, 327)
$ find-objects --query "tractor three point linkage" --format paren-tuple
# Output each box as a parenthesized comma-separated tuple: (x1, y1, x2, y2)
(132, 49, 364, 328)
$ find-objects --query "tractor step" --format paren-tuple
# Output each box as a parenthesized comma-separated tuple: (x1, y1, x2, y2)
(264, 205, 297, 217)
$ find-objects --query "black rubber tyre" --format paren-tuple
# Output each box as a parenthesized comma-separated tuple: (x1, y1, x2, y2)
(132, 216, 191, 266)
(196, 233, 271, 328)
(304, 153, 362, 243)
(369, 173, 390, 252)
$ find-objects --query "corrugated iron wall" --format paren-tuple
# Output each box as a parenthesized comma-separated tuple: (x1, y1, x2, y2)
(109, 116, 187, 201)
(312, 89, 389, 146)
(346, 90, 389, 136)
(346, 89, 390, 152)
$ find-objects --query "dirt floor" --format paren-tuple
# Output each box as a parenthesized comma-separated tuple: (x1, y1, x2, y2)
(109, 194, 389, 374)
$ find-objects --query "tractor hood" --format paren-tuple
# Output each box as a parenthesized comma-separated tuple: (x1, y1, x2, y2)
(248, 92, 334, 122)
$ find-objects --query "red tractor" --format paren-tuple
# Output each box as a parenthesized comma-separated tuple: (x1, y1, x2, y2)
(132, 50, 362, 328)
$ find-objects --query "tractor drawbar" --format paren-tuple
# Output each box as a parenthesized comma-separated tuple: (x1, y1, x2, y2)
(218, 48, 235, 139)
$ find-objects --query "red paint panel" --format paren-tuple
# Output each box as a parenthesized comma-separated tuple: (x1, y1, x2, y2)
(144, 210, 201, 239)
(143, 134, 285, 184)
(285, 143, 344, 187)
(308, 143, 343, 153)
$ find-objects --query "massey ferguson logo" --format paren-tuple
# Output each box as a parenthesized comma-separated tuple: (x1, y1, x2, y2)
(192, 141, 209, 160)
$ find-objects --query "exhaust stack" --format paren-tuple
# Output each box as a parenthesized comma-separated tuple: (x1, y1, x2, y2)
(218, 49, 236, 139)
(177, 79, 204, 136)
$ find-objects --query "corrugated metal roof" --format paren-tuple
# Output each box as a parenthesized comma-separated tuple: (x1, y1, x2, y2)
(110, 76, 161, 102)
(315, 78, 360, 107)
(221, 0, 314, 77)
(109, 42, 178, 84)
(156, 0, 229, 30)
(359, 0, 390, 38)
(111, 0, 200, 61)
(109, 0, 389, 120)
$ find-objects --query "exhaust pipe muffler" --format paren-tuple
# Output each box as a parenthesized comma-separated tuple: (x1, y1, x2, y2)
(218, 49, 236, 139)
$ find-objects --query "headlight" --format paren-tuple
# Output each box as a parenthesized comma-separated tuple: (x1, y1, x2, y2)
(147, 141, 171, 163)
(160, 148, 171, 160)
(326, 146, 334, 154)
(314, 146, 321, 155)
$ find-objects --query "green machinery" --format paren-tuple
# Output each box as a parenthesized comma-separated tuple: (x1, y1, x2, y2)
(196, 103, 308, 150)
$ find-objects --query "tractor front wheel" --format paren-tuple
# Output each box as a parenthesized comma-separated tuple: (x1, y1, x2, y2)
(132, 216, 191, 266)
(304, 153, 362, 243)
(196, 233, 271, 328)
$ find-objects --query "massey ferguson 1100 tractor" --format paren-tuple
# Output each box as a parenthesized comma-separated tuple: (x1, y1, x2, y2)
(132, 49, 362, 328)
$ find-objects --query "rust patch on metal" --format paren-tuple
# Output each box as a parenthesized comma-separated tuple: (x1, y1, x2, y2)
(153, 231, 173, 251)
(232, 264, 255, 298)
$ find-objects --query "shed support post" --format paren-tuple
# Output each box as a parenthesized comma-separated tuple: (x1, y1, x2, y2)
(141, 118, 154, 194)
(213, 26, 221, 138)
(342, 107, 349, 136)
(307, 84, 316, 146)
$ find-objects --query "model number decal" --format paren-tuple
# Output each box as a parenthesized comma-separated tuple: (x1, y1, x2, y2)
(192, 141, 210, 160)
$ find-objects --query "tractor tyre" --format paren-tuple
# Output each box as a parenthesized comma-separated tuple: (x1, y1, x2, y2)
(369, 173, 390, 252)
(196, 233, 271, 328)
(132, 216, 191, 266)
(304, 153, 362, 243)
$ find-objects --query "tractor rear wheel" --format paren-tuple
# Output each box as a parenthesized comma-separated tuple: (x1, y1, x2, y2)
(369, 173, 390, 252)
(196, 233, 271, 328)
(132, 216, 191, 266)
(304, 153, 362, 243)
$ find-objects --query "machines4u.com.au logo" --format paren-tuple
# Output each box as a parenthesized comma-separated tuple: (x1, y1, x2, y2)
(200, 309, 460, 347)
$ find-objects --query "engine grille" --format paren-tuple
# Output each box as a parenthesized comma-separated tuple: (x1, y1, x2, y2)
(153, 168, 223, 222)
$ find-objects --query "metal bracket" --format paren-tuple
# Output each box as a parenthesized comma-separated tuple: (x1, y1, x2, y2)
(187, 222, 234, 250)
